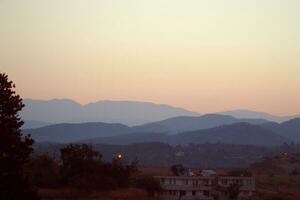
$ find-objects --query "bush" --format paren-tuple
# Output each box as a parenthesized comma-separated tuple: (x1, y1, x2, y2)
(60, 144, 138, 191)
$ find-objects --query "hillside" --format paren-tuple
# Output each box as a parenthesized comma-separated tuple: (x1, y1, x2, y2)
(23, 122, 132, 143)
(77, 122, 289, 146)
(80, 132, 168, 145)
(135, 114, 269, 134)
(250, 153, 300, 175)
(168, 123, 289, 146)
(260, 118, 300, 141)
(24, 114, 274, 144)
(249, 154, 300, 200)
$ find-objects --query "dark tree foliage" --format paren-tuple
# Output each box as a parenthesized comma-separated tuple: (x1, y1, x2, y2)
(25, 154, 60, 188)
(60, 144, 103, 188)
(0, 73, 38, 199)
(60, 144, 138, 191)
(103, 158, 138, 188)
(228, 169, 252, 177)
(134, 175, 162, 197)
(171, 164, 186, 176)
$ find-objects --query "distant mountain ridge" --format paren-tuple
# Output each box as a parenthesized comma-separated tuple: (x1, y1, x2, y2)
(83, 123, 289, 146)
(21, 99, 300, 128)
(259, 118, 300, 141)
(23, 114, 273, 143)
(21, 99, 199, 126)
(22, 120, 52, 129)
(168, 123, 289, 146)
(220, 109, 300, 123)
(133, 114, 269, 134)
(23, 122, 132, 143)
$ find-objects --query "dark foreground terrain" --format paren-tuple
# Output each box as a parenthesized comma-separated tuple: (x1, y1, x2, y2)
(33, 154, 300, 200)
(34, 142, 300, 168)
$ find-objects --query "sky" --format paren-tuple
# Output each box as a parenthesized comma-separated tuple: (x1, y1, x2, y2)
(1, 0, 300, 115)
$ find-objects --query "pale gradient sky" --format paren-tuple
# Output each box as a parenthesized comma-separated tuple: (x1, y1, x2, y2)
(1, 0, 300, 115)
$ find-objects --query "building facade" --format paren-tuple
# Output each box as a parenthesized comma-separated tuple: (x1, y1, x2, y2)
(155, 175, 255, 200)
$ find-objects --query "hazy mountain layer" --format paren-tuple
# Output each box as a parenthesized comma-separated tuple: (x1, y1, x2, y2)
(21, 99, 199, 126)
(134, 114, 269, 134)
(23, 114, 274, 143)
(81, 123, 289, 146)
(220, 109, 300, 123)
(23, 122, 132, 143)
(259, 118, 300, 141)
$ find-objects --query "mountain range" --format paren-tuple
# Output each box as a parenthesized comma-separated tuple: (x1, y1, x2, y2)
(134, 114, 269, 134)
(21, 99, 199, 127)
(220, 109, 300, 123)
(20, 98, 300, 146)
(259, 118, 300, 141)
(23, 114, 270, 143)
(21, 99, 300, 129)
(23, 114, 300, 145)
(80, 123, 289, 146)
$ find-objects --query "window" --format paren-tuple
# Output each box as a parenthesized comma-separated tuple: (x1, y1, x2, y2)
(204, 180, 209, 186)
(193, 180, 198, 187)
(180, 191, 186, 196)
(203, 190, 210, 197)
(192, 190, 196, 196)
(222, 179, 228, 185)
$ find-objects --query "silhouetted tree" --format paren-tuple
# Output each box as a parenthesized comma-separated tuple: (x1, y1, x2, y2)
(106, 158, 138, 188)
(60, 144, 103, 190)
(0, 73, 38, 199)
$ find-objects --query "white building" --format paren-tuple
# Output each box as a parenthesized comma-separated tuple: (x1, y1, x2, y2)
(155, 175, 255, 200)
(155, 176, 214, 200)
(218, 176, 255, 198)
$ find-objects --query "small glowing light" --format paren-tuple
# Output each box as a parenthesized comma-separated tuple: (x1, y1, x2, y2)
(117, 154, 122, 159)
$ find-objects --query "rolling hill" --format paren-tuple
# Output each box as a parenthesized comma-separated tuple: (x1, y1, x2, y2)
(77, 123, 289, 146)
(259, 118, 300, 141)
(23, 114, 272, 143)
(23, 122, 132, 143)
(168, 123, 289, 146)
(134, 114, 269, 134)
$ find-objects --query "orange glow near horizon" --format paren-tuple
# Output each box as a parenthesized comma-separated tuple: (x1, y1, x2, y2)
(1, 0, 300, 116)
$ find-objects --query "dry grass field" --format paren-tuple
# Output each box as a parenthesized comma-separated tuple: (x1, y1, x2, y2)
(38, 188, 162, 200)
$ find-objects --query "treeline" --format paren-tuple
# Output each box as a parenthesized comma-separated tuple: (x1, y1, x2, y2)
(25, 144, 161, 196)
(33, 142, 300, 168)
